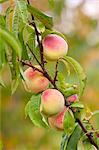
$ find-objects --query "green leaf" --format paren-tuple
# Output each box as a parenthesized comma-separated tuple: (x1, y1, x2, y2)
(0, 76, 5, 88)
(11, 77, 19, 95)
(0, 27, 22, 59)
(27, 4, 53, 29)
(12, 6, 19, 37)
(5, 6, 13, 30)
(25, 94, 48, 128)
(23, 24, 35, 47)
(0, 27, 21, 82)
(5, 6, 13, 31)
(74, 108, 86, 120)
(60, 133, 68, 150)
(60, 56, 87, 98)
(63, 109, 75, 136)
(0, 37, 7, 70)
(16, 0, 28, 23)
(0, 15, 6, 27)
(5, 6, 13, 17)
(60, 59, 70, 76)
(37, 21, 45, 33)
(66, 124, 83, 150)
(22, 24, 37, 61)
(41, 114, 49, 127)
(60, 85, 78, 98)
(18, 28, 29, 60)
(71, 102, 84, 109)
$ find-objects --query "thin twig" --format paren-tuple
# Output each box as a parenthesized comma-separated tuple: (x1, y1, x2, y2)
(88, 121, 99, 138)
(79, 129, 99, 140)
(26, 43, 41, 66)
(19, 60, 44, 74)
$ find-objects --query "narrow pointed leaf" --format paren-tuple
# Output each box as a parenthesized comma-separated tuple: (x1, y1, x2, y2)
(71, 102, 84, 109)
(0, 15, 5, 27)
(27, 4, 53, 29)
(66, 125, 83, 150)
(60, 133, 68, 150)
(11, 77, 19, 95)
(12, 6, 19, 37)
(0, 28, 22, 59)
(61, 56, 87, 98)
(17, 0, 28, 23)
(18, 28, 29, 60)
(0, 37, 7, 70)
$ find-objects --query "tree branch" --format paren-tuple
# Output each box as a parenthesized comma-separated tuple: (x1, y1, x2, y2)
(77, 119, 98, 149)
(71, 108, 99, 149)
(26, 1, 98, 149)
(19, 60, 44, 74)
(19, 59, 57, 89)
(21, 58, 98, 149)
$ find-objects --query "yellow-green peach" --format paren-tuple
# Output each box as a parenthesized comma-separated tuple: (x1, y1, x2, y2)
(42, 34, 68, 60)
(40, 89, 65, 116)
(23, 66, 49, 94)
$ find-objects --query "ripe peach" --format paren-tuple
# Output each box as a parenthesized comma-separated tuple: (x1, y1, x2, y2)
(40, 89, 65, 116)
(48, 107, 67, 130)
(23, 66, 49, 94)
(66, 94, 78, 103)
(24, 65, 42, 78)
(42, 34, 68, 60)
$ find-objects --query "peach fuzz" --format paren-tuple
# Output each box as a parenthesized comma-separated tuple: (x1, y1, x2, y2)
(40, 89, 65, 116)
(24, 65, 42, 79)
(48, 107, 67, 130)
(23, 66, 49, 94)
(42, 34, 68, 60)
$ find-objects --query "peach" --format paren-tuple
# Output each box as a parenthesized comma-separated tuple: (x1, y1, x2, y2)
(24, 65, 42, 78)
(42, 34, 68, 60)
(66, 94, 78, 103)
(48, 107, 67, 130)
(23, 66, 49, 94)
(40, 89, 65, 116)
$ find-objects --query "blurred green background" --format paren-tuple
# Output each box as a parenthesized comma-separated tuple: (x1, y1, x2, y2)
(0, 0, 99, 149)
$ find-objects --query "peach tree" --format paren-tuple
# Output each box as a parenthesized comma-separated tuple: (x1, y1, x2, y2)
(0, 0, 99, 149)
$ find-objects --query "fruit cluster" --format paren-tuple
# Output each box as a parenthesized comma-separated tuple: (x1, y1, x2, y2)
(23, 34, 78, 130)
